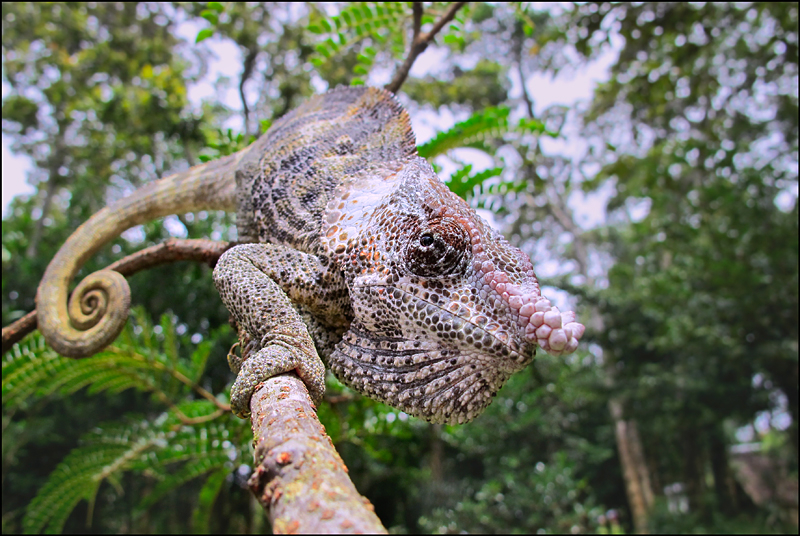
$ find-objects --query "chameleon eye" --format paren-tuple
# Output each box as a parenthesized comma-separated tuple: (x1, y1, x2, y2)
(405, 219, 470, 278)
(419, 233, 435, 247)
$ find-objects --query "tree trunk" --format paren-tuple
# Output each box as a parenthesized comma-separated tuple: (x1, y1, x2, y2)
(627, 419, 655, 511)
(26, 175, 59, 259)
(429, 424, 444, 482)
(709, 424, 737, 514)
(682, 425, 708, 518)
(609, 398, 653, 533)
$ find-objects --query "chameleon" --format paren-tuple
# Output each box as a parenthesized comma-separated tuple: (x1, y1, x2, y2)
(35, 86, 585, 425)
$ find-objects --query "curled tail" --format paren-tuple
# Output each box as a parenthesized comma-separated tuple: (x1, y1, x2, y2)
(37, 152, 242, 357)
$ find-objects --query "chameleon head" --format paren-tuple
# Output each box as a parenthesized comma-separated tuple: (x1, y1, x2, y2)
(324, 157, 585, 424)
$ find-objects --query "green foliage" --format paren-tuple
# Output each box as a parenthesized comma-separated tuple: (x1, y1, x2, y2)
(441, 4, 474, 51)
(198, 128, 250, 162)
(414, 353, 614, 534)
(646, 497, 794, 534)
(566, 0, 798, 523)
(445, 164, 504, 200)
(308, 2, 408, 84)
(3, 309, 219, 410)
(196, 1, 226, 43)
(1, 95, 39, 131)
(3, 309, 245, 533)
(403, 59, 510, 109)
(418, 106, 552, 160)
(418, 106, 511, 159)
(416, 106, 552, 210)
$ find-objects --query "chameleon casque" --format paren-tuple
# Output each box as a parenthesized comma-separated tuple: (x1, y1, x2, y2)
(36, 86, 585, 425)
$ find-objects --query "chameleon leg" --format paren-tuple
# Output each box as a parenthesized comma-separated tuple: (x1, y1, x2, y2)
(213, 244, 327, 418)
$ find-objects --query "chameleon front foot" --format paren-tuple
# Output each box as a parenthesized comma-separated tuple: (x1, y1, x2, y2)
(229, 344, 326, 419)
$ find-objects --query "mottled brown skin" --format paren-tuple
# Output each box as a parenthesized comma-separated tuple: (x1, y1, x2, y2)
(36, 86, 584, 425)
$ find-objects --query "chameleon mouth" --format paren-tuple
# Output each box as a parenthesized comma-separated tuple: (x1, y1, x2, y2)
(358, 283, 537, 370)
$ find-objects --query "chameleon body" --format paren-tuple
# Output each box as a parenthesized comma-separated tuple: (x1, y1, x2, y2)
(36, 87, 584, 424)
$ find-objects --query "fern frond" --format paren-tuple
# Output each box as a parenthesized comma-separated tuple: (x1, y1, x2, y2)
(188, 339, 214, 384)
(24, 404, 242, 532)
(138, 419, 235, 468)
(3, 307, 212, 411)
(23, 426, 161, 533)
(446, 164, 505, 200)
(8, 307, 237, 532)
(133, 409, 239, 514)
(417, 106, 511, 159)
(193, 468, 228, 533)
(3, 338, 157, 408)
(307, 3, 407, 82)
(136, 451, 231, 513)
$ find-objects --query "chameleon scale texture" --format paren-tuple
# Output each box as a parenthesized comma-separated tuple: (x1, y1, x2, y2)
(213, 87, 585, 424)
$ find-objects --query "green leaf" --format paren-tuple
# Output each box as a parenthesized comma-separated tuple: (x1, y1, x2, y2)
(315, 43, 331, 58)
(200, 10, 218, 25)
(207, 2, 224, 13)
(517, 117, 546, 133)
(195, 28, 214, 43)
(326, 36, 340, 52)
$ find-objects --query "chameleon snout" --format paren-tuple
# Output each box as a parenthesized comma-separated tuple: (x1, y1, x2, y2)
(475, 254, 586, 358)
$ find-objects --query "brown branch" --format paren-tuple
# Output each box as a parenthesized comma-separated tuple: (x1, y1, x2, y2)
(2, 238, 234, 354)
(240, 48, 258, 137)
(411, 1, 423, 38)
(247, 373, 387, 534)
(515, 36, 535, 120)
(384, 1, 468, 94)
(2, 311, 38, 354)
(542, 188, 592, 283)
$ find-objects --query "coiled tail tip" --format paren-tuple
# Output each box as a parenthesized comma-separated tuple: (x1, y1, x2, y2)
(37, 269, 131, 358)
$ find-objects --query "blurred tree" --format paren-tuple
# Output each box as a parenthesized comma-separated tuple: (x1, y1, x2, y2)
(567, 1, 798, 529)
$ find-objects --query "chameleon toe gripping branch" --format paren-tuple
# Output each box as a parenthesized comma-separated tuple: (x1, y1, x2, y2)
(36, 86, 585, 424)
